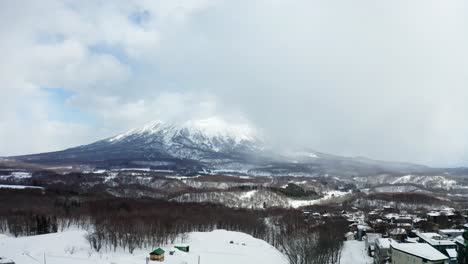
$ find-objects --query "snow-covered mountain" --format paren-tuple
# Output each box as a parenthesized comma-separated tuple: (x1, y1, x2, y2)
(12, 116, 468, 178)
(107, 117, 263, 159)
(15, 117, 268, 173)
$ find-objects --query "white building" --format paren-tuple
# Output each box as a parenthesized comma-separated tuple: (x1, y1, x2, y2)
(364, 233, 382, 256)
(417, 232, 456, 257)
(390, 243, 448, 264)
(438, 229, 464, 239)
(374, 238, 394, 264)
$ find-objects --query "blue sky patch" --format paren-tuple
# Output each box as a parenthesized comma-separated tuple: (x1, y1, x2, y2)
(42, 87, 95, 124)
(129, 9, 151, 26)
(36, 32, 65, 44)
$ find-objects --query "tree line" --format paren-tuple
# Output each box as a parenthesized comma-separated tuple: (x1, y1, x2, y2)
(0, 188, 348, 263)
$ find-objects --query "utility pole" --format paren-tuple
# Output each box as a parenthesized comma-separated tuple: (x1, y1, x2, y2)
(43, 252, 46, 264)
(198, 255, 200, 264)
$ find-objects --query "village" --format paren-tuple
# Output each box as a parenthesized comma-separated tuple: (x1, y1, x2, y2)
(303, 205, 468, 264)
(128, 205, 468, 264)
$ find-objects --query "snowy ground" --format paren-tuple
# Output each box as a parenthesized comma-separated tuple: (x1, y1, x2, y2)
(288, 190, 351, 208)
(340, 240, 373, 264)
(0, 229, 287, 264)
(0, 172, 32, 179)
(0, 184, 44, 190)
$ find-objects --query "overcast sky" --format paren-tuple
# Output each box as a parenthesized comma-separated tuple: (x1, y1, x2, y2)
(1, 0, 468, 166)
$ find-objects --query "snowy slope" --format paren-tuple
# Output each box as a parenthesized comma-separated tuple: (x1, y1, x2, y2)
(110, 117, 259, 145)
(0, 184, 44, 190)
(13, 117, 266, 171)
(107, 117, 263, 157)
(13, 116, 459, 178)
(171, 189, 351, 209)
(340, 241, 373, 264)
(354, 174, 462, 190)
(0, 229, 287, 264)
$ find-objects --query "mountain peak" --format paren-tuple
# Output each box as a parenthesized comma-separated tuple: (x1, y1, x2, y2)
(109, 116, 260, 144)
(182, 117, 258, 143)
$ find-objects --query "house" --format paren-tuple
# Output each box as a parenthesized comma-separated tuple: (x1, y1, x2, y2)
(371, 219, 392, 234)
(417, 232, 456, 256)
(349, 223, 358, 232)
(455, 235, 468, 264)
(427, 211, 452, 228)
(427, 211, 443, 225)
(395, 215, 413, 225)
(357, 225, 372, 240)
(446, 248, 458, 264)
(389, 228, 407, 242)
(390, 242, 448, 264)
(384, 213, 400, 223)
(397, 223, 413, 232)
(438, 229, 464, 240)
(0, 257, 15, 264)
(175, 245, 189, 252)
(374, 238, 393, 264)
(383, 206, 395, 213)
(364, 233, 382, 257)
(149, 248, 165, 261)
(345, 231, 355, 241)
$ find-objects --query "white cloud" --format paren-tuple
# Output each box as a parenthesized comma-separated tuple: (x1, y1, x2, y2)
(1, 0, 468, 166)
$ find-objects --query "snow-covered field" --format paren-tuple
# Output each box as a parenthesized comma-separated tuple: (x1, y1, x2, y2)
(173, 189, 351, 209)
(288, 190, 351, 208)
(0, 172, 32, 180)
(0, 184, 44, 190)
(340, 241, 373, 264)
(0, 228, 377, 264)
(0, 229, 287, 264)
(353, 174, 462, 190)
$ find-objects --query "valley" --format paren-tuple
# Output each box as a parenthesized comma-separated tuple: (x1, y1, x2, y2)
(2, 119, 468, 264)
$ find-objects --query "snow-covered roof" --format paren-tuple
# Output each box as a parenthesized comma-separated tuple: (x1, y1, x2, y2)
(375, 238, 393, 249)
(384, 213, 399, 219)
(413, 217, 426, 223)
(441, 207, 455, 214)
(405, 237, 419, 243)
(438, 229, 464, 235)
(454, 235, 465, 245)
(389, 228, 406, 235)
(397, 215, 413, 220)
(391, 243, 448, 261)
(417, 233, 455, 246)
(427, 212, 440, 217)
(397, 223, 412, 227)
(357, 224, 370, 230)
(365, 233, 382, 243)
(447, 248, 457, 259)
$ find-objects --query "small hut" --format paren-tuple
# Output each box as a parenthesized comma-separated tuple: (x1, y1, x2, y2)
(149, 248, 165, 261)
(175, 245, 190, 252)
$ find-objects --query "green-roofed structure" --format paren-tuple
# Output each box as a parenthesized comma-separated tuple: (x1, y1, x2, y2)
(149, 248, 165, 261)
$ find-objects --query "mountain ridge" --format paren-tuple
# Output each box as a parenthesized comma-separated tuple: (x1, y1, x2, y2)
(10, 117, 468, 177)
